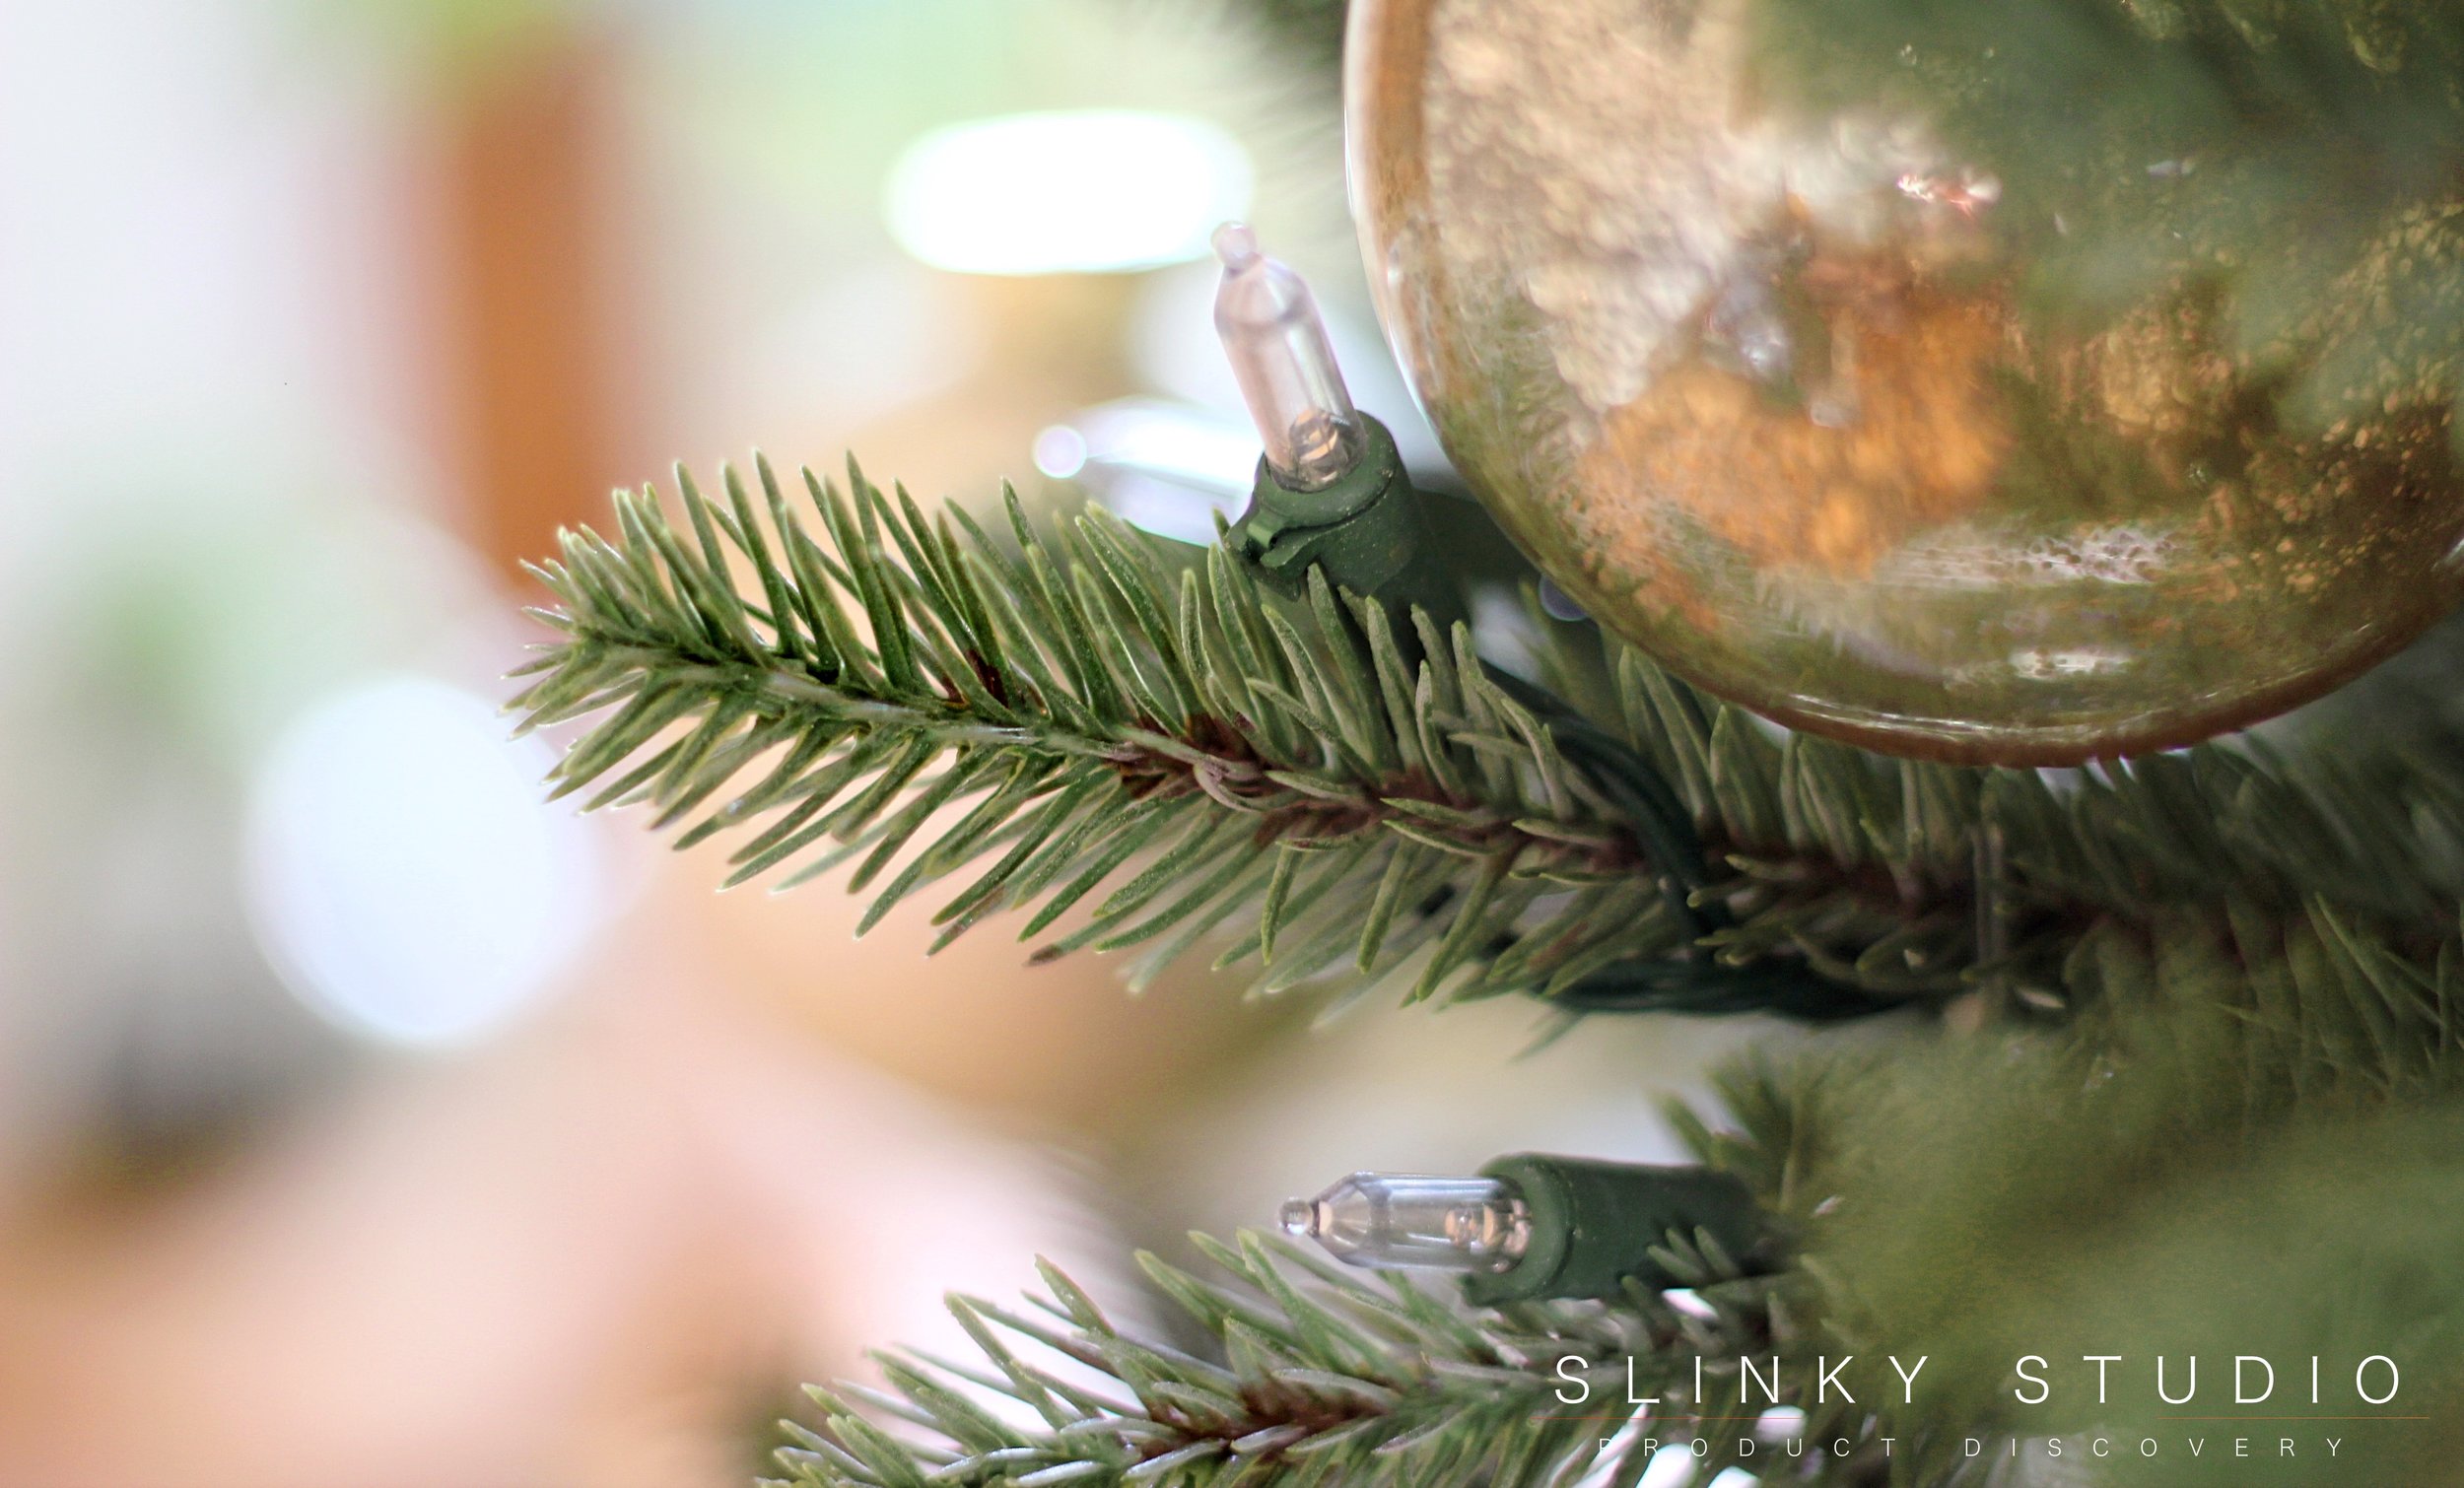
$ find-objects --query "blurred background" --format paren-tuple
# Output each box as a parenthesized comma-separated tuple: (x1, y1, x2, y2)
(0, 3, 1757, 1483)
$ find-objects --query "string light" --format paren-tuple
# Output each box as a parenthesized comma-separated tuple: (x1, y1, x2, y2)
(1281, 1156, 1765, 1304)
(1279, 1172, 1531, 1274)
(884, 111, 1252, 276)
(1210, 223, 1364, 492)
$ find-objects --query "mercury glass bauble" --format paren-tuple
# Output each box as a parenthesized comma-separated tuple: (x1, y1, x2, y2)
(1347, 0, 2464, 763)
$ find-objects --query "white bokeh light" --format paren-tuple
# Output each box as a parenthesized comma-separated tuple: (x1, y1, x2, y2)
(1032, 423, 1089, 479)
(1035, 399, 1257, 544)
(1068, 398, 1259, 491)
(883, 110, 1253, 276)
(242, 675, 602, 1048)
(1638, 1443, 1700, 1488)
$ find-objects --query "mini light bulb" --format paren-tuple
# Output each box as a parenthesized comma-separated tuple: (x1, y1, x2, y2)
(1278, 1172, 1531, 1274)
(1211, 222, 1365, 493)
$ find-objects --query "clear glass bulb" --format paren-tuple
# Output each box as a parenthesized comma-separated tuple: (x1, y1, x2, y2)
(1211, 222, 1364, 493)
(1278, 1172, 1530, 1273)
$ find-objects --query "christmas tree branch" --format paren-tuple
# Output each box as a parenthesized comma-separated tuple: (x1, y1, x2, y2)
(510, 456, 1855, 1012)
(773, 1065, 1879, 1488)
(499, 455, 2464, 1486)
(510, 456, 2464, 1022)
(776, 1242, 1853, 1488)
(769, 974, 2464, 1488)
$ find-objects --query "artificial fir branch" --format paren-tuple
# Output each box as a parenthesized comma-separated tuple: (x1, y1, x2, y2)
(513, 457, 2464, 1023)
(773, 1242, 1864, 1488)
(770, 1068, 1883, 1488)
(506, 459, 2464, 1484)
(766, 977, 2464, 1488)
(511, 455, 1721, 1006)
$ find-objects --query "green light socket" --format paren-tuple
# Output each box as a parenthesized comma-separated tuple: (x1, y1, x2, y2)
(1461, 1155, 1762, 1306)
(1230, 413, 1462, 633)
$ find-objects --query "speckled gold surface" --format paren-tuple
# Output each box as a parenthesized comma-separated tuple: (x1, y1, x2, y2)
(1347, 0, 2464, 763)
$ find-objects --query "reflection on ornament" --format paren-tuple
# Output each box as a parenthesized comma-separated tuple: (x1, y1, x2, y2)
(1346, 0, 2464, 762)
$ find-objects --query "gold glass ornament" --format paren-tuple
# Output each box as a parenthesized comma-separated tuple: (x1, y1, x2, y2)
(1346, 0, 2464, 763)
